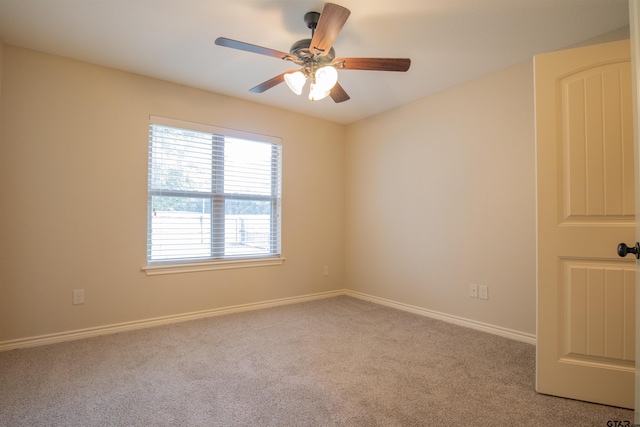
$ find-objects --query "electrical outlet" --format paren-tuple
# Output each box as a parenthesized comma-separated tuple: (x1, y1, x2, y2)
(469, 283, 478, 298)
(479, 285, 488, 300)
(73, 289, 85, 305)
(323, 266, 329, 276)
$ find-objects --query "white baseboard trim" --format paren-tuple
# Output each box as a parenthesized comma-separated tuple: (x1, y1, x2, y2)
(0, 288, 536, 352)
(0, 289, 346, 352)
(346, 290, 537, 345)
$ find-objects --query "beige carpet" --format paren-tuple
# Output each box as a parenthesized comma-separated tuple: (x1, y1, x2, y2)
(0, 296, 634, 426)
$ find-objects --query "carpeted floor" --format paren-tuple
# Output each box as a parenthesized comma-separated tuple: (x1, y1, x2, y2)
(0, 296, 634, 426)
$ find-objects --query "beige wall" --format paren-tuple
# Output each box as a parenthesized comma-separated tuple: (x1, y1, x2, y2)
(0, 45, 540, 343)
(0, 40, 3, 113)
(0, 40, 3, 160)
(345, 60, 537, 334)
(0, 42, 560, 344)
(0, 46, 345, 342)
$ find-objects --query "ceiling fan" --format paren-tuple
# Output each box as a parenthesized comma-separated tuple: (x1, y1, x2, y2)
(215, 2, 411, 103)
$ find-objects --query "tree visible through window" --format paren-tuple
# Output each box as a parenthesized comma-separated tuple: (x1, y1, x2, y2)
(147, 118, 282, 263)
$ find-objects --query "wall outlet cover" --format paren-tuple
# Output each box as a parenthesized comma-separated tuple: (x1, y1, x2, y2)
(479, 285, 488, 300)
(469, 283, 478, 298)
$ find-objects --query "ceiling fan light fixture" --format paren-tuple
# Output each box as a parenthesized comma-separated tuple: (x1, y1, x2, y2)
(216, 3, 410, 104)
(314, 66, 338, 91)
(308, 83, 330, 101)
(284, 71, 306, 95)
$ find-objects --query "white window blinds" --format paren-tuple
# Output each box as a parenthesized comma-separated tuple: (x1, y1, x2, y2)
(147, 117, 282, 264)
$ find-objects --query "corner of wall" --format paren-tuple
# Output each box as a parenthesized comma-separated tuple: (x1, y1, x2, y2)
(0, 38, 4, 326)
(0, 39, 3, 102)
(0, 39, 4, 130)
(0, 38, 4, 113)
(0, 38, 4, 161)
(568, 25, 630, 49)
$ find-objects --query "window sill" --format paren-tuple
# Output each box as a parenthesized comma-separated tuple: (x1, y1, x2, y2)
(142, 257, 286, 276)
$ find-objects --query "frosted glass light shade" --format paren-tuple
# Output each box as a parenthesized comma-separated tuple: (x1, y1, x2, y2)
(315, 66, 338, 91)
(284, 71, 306, 95)
(308, 83, 330, 101)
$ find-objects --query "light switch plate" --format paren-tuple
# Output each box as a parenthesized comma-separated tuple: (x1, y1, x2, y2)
(73, 289, 85, 305)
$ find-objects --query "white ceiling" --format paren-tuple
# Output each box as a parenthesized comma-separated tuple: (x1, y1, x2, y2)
(0, 0, 630, 124)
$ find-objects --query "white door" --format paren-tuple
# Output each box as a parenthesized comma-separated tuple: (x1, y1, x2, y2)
(630, 0, 640, 420)
(535, 39, 635, 409)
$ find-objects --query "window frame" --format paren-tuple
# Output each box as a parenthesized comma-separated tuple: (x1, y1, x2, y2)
(142, 116, 284, 275)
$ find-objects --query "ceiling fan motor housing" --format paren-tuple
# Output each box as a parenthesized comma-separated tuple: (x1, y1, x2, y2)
(289, 38, 336, 62)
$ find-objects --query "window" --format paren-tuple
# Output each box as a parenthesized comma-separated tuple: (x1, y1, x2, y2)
(146, 116, 282, 271)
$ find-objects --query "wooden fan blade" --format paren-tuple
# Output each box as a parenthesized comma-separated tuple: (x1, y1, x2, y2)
(215, 37, 295, 61)
(310, 3, 351, 56)
(330, 82, 350, 103)
(249, 70, 299, 93)
(335, 57, 411, 72)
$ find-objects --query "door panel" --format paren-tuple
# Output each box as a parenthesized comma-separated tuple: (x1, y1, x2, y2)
(560, 62, 634, 222)
(536, 39, 635, 409)
(561, 259, 635, 364)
